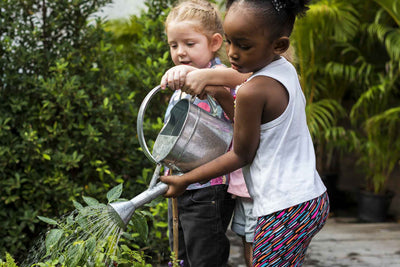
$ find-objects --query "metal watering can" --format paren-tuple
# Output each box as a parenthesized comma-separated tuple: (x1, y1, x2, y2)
(108, 85, 233, 228)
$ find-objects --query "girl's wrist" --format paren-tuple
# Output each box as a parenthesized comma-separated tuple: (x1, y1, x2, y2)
(179, 174, 191, 187)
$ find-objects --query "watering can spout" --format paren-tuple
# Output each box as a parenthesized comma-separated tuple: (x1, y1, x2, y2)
(108, 182, 169, 228)
(108, 201, 136, 229)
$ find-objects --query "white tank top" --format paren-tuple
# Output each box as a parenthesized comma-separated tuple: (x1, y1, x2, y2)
(241, 57, 326, 217)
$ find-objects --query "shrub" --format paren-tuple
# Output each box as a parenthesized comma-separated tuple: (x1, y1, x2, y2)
(0, 0, 172, 263)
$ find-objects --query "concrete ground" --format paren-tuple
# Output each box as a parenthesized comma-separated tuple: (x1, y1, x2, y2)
(227, 217, 400, 267)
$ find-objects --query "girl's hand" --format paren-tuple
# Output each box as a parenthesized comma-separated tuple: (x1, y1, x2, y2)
(180, 69, 212, 96)
(159, 175, 188, 198)
(160, 65, 198, 90)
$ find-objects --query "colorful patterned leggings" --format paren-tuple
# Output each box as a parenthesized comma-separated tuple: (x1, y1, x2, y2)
(253, 192, 330, 267)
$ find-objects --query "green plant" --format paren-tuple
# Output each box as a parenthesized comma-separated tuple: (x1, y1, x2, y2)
(168, 252, 184, 267)
(348, 0, 400, 194)
(291, 0, 359, 173)
(0, 253, 18, 267)
(292, 0, 400, 193)
(0, 0, 171, 261)
(24, 184, 152, 267)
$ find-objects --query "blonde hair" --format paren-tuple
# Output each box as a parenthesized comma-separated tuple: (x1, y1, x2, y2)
(165, 0, 224, 55)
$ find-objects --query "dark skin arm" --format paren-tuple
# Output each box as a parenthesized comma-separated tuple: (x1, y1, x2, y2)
(182, 68, 251, 92)
(160, 75, 289, 197)
(201, 85, 235, 121)
(161, 66, 249, 122)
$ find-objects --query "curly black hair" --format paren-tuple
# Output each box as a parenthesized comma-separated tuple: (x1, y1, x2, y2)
(226, 0, 311, 39)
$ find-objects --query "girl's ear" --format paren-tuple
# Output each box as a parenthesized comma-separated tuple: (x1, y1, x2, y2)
(274, 36, 290, 55)
(210, 33, 223, 53)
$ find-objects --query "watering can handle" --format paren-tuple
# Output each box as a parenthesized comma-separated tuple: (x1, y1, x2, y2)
(137, 85, 161, 164)
(137, 85, 219, 164)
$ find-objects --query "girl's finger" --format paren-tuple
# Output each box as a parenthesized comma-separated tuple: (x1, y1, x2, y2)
(198, 92, 207, 100)
(166, 73, 176, 90)
(179, 72, 186, 89)
(173, 71, 181, 89)
(160, 74, 168, 89)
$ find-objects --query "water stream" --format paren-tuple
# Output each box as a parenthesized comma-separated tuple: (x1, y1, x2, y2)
(23, 204, 124, 266)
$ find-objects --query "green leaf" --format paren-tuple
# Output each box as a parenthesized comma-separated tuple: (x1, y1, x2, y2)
(73, 200, 84, 211)
(82, 196, 99, 206)
(42, 153, 51, 160)
(103, 97, 109, 107)
(67, 241, 85, 267)
(107, 183, 123, 203)
(131, 213, 148, 242)
(86, 236, 96, 255)
(45, 229, 64, 253)
(37, 216, 58, 225)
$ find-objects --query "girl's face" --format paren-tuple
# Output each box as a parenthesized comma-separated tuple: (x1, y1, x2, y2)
(223, 3, 281, 73)
(167, 21, 217, 69)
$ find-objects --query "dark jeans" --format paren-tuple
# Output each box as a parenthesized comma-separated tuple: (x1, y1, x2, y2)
(168, 184, 235, 267)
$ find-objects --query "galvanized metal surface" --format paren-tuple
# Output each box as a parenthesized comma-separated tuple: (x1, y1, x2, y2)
(108, 182, 168, 228)
(138, 85, 233, 172)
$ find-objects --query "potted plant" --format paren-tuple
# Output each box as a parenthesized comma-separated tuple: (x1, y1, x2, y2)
(350, 89, 400, 222)
(291, 0, 359, 211)
(346, 0, 400, 222)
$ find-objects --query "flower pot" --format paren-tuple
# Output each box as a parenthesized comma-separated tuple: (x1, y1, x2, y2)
(357, 190, 394, 222)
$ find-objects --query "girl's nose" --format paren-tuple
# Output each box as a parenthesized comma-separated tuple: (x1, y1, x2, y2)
(177, 46, 187, 56)
(227, 47, 239, 60)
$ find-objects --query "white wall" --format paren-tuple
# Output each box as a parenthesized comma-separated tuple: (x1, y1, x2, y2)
(94, 0, 146, 20)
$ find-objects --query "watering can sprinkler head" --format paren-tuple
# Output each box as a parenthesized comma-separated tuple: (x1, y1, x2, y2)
(108, 201, 136, 229)
(107, 181, 169, 229)
(108, 164, 165, 229)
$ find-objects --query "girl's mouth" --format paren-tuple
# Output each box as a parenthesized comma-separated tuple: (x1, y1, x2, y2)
(180, 61, 191, 65)
(230, 62, 240, 70)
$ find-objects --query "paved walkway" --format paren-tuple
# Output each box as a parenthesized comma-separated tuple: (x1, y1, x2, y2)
(227, 217, 400, 267)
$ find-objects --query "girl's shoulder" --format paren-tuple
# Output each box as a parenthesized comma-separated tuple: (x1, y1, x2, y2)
(237, 75, 287, 108)
(239, 75, 279, 94)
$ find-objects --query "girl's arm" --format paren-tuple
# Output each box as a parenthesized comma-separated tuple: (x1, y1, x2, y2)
(160, 65, 251, 92)
(160, 66, 249, 121)
(183, 68, 251, 94)
(160, 78, 264, 197)
(202, 85, 235, 121)
(182, 68, 250, 121)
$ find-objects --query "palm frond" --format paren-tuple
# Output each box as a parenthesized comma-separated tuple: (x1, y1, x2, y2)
(306, 99, 346, 139)
(350, 74, 396, 122)
(303, 0, 359, 41)
(367, 19, 400, 61)
(366, 106, 400, 134)
(384, 30, 400, 60)
(373, 0, 400, 26)
(292, 0, 360, 103)
(325, 61, 367, 86)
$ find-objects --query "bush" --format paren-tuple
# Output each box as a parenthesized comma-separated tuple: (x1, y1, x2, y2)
(0, 0, 173, 263)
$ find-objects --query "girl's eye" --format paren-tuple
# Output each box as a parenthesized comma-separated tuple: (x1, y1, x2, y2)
(169, 44, 177, 49)
(187, 42, 195, 47)
(239, 44, 250, 50)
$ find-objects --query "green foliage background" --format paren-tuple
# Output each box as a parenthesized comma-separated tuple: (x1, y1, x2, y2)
(0, 0, 175, 263)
